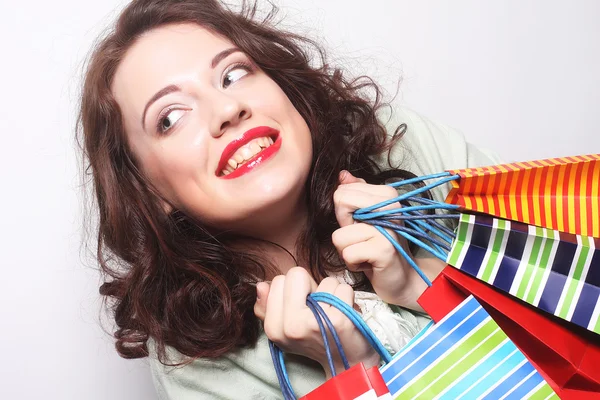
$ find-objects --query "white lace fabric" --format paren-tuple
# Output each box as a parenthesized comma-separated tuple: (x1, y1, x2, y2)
(335, 272, 426, 356)
(354, 290, 422, 355)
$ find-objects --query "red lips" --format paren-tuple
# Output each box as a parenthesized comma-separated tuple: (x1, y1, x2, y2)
(216, 126, 281, 179)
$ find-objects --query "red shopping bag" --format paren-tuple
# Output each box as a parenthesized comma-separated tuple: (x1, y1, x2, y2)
(300, 363, 390, 400)
(420, 266, 600, 400)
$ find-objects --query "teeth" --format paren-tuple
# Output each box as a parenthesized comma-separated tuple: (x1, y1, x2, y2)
(221, 136, 274, 176)
(250, 141, 261, 154)
(241, 146, 254, 160)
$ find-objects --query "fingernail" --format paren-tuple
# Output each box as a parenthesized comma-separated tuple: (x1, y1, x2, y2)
(256, 281, 269, 300)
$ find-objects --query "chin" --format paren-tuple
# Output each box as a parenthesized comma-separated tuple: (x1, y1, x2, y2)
(252, 176, 306, 208)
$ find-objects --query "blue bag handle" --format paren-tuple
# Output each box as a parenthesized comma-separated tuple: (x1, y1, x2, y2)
(270, 172, 460, 398)
(270, 292, 393, 399)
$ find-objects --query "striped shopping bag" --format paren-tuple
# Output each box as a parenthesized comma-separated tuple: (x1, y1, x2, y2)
(448, 213, 600, 335)
(308, 291, 557, 400)
(350, 159, 600, 399)
(445, 154, 600, 238)
(269, 284, 558, 399)
(430, 266, 600, 399)
(381, 294, 557, 399)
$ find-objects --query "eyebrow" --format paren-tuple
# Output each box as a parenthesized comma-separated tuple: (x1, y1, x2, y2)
(140, 47, 243, 130)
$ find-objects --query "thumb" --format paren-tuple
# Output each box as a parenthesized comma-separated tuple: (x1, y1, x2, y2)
(253, 281, 270, 321)
(339, 170, 367, 185)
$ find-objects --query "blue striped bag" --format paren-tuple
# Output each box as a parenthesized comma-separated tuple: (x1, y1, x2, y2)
(448, 213, 600, 335)
(270, 291, 558, 399)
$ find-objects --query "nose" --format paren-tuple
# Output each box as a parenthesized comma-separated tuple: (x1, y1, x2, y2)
(209, 91, 251, 138)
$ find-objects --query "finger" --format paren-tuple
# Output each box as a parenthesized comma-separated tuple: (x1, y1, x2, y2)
(315, 277, 341, 312)
(316, 278, 353, 328)
(333, 186, 400, 228)
(337, 181, 399, 199)
(315, 276, 341, 294)
(283, 267, 316, 326)
(342, 232, 402, 272)
(334, 282, 355, 308)
(263, 275, 285, 340)
(339, 170, 367, 185)
(341, 239, 381, 271)
(332, 223, 379, 253)
(253, 281, 271, 321)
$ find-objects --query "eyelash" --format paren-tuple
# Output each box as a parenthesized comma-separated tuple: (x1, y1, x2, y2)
(222, 61, 254, 87)
(155, 61, 255, 135)
(156, 106, 178, 135)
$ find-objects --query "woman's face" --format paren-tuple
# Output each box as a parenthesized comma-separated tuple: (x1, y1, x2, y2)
(112, 23, 313, 234)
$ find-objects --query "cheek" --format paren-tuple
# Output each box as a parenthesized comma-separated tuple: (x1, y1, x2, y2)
(250, 81, 312, 150)
(140, 138, 210, 200)
(249, 79, 300, 118)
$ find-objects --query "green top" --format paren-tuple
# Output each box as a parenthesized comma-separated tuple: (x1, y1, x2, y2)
(147, 107, 502, 399)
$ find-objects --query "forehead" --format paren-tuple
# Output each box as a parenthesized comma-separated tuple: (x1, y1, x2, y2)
(112, 23, 234, 113)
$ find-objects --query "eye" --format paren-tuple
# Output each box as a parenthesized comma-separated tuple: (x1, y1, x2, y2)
(222, 63, 252, 89)
(157, 108, 186, 134)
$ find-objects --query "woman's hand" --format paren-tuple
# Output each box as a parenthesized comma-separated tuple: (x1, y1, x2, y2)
(332, 170, 443, 310)
(254, 267, 380, 378)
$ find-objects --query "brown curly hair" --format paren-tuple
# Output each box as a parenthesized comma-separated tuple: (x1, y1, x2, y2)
(77, 0, 413, 366)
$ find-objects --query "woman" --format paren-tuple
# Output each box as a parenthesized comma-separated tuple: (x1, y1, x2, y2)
(78, 0, 500, 398)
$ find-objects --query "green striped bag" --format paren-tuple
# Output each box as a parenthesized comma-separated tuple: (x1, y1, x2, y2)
(448, 213, 600, 335)
(380, 294, 558, 399)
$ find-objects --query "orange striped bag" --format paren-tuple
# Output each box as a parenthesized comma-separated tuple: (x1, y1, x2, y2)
(445, 154, 600, 238)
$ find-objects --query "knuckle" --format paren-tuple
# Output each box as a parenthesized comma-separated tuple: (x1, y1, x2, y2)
(272, 275, 285, 286)
(380, 234, 394, 250)
(263, 322, 282, 342)
(384, 185, 399, 199)
(341, 246, 355, 263)
(333, 189, 343, 207)
(283, 322, 307, 341)
(320, 277, 339, 287)
(287, 266, 305, 277)
(338, 282, 353, 294)
(333, 187, 350, 207)
(379, 241, 396, 260)
(331, 228, 343, 246)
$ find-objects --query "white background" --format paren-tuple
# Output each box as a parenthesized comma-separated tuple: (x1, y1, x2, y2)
(0, 0, 598, 399)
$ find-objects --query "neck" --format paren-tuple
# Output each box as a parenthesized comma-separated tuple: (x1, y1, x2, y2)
(233, 192, 309, 276)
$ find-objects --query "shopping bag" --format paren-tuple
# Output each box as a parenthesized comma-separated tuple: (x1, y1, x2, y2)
(423, 265, 600, 399)
(271, 165, 564, 399)
(271, 288, 557, 399)
(447, 213, 600, 335)
(308, 290, 558, 400)
(300, 363, 391, 400)
(445, 154, 600, 238)
(270, 295, 393, 400)
(381, 293, 558, 399)
(351, 162, 600, 399)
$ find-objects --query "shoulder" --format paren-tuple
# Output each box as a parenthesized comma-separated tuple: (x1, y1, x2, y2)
(147, 334, 324, 399)
(376, 106, 503, 202)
